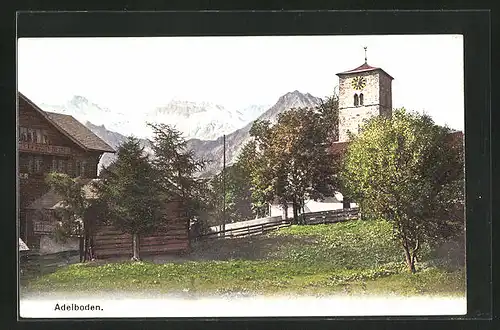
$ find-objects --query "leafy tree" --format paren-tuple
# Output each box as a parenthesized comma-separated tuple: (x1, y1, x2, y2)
(146, 122, 217, 240)
(231, 140, 268, 218)
(340, 109, 464, 273)
(210, 164, 254, 223)
(316, 95, 340, 144)
(94, 136, 163, 261)
(246, 121, 280, 218)
(46, 172, 101, 261)
(241, 102, 340, 224)
(147, 123, 209, 219)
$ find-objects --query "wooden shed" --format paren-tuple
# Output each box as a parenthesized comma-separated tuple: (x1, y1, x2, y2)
(91, 197, 190, 259)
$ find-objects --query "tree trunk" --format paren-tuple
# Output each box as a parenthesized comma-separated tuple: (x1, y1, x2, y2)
(83, 217, 93, 262)
(132, 233, 141, 261)
(283, 202, 288, 220)
(343, 197, 350, 209)
(301, 201, 306, 225)
(403, 244, 416, 274)
(292, 198, 299, 225)
(79, 235, 84, 263)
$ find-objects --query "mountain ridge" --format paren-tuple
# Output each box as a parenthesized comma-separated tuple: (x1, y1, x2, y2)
(186, 90, 323, 176)
(41, 90, 323, 175)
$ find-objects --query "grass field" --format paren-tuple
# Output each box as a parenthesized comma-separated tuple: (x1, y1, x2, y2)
(21, 220, 465, 297)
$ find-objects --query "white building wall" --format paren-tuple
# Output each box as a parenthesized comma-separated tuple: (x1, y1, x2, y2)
(269, 193, 357, 218)
(39, 235, 79, 254)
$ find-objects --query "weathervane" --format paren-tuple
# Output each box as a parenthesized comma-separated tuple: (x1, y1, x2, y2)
(364, 46, 368, 64)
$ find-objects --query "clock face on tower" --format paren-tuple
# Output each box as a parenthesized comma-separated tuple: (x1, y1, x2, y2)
(351, 76, 367, 90)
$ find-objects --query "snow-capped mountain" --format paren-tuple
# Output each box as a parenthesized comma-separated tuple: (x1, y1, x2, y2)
(238, 104, 269, 122)
(186, 90, 323, 176)
(40, 96, 143, 138)
(38, 91, 320, 175)
(40, 96, 269, 142)
(145, 100, 260, 141)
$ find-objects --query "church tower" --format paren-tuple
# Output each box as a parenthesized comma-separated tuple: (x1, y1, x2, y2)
(336, 48, 394, 142)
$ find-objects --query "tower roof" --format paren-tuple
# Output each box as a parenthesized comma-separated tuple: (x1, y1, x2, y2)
(336, 62, 394, 80)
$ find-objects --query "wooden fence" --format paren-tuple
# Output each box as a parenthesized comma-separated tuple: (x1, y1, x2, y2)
(197, 208, 360, 240)
(20, 249, 80, 280)
(92, 223, 190, 259)
(208, 216, 283, 233)
(302, 208, 360, 225)
(198, 219, 291, 240)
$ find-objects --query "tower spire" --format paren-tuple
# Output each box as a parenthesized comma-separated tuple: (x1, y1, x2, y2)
(364, 46, 367, 64)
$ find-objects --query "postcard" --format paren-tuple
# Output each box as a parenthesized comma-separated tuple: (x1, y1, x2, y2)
(17, 34, 466, 318)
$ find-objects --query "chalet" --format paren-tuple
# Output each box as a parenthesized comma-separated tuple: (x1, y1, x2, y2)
(19, 93, 192, 259)
(18, 92, 115, 253)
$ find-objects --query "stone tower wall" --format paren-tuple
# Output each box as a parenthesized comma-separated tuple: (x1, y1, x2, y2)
(339, 105, 380, 142)
(337, 68, 393, 142)
(378, 72, 393, 118)
(338, 71, 380, 111)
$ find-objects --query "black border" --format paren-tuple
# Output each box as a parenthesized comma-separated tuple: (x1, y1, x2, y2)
(2, 9, 493, 330)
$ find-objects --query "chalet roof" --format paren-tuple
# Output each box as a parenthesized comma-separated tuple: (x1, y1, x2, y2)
(336, 62, 394, 80)
(445, 131, 464, 146)
(26, 179, 100, 210)
(19, 93, 115, 153)
(328, 141, 350, 155)
(19, 238, 29, 251)
(45, 112, 115, 153)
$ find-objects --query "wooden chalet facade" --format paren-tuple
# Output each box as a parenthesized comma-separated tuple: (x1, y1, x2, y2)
(18, 92, 191, 258)
(18, 92, 116, 251)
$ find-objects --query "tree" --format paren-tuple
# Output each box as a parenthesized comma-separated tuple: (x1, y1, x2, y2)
(246, 121, 281, 218)
(147, 123, 210, 226)
(46, 172, 101, 262)
(340, 109, 464, 273)
(94, 136, 163, 261)
(241, 102, 340, 224)
(231, 140, 268, 218)
(210, 164, 254, 223)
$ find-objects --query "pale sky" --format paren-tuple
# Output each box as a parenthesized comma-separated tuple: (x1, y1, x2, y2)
(17, 35, 464, 130)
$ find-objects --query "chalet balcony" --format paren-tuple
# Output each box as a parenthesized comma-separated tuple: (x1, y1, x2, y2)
(33, 220, 57, 235)
(19, 142, 72, 156)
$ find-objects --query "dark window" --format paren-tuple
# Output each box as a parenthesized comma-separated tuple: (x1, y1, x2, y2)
(36, 130, 42, 143)
(354, 94, 359, 106)
(360, 93, 364, 105)
(19, 127, 28, 142)
(27, 156, 34, 173)
(67, 161, 73, 176)
(42, 131, 49, 144)
(34, 157, 43, 173)
(58, 159, 65, 172)
(27, 129, 34, 142)
(81, 161, 87, 178)
(20, 155, 30, 173)
(75, 160, 81, 177)
(52, 158, 57, 172)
